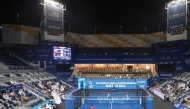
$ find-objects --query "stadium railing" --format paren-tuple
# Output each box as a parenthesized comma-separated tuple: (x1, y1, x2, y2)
(8, 65, 35, 70)
(22, 83, 48, 100)
(0, 61, 9, 70)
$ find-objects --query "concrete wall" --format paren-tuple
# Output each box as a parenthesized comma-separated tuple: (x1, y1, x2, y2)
(2, 24, 167, 47)
(2, 24, 40, 45)
(65, 32, 167, 47)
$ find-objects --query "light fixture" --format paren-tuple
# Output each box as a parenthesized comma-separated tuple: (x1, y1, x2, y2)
(146, 66, 150, 69)
(167, 0, 186, 7)
(40, 0, 66, 10)
(44, 0, 63, 8)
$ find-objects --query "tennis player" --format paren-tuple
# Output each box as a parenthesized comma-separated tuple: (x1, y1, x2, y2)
(126, 92, 129, 98)
(90, 105, 94, 109)
(107, 92, 111, 98)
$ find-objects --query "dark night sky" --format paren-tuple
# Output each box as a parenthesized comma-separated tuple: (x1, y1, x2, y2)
(1, 0, 171, 34)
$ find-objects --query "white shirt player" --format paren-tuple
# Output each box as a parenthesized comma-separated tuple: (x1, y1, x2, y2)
(51, 90, 62, 105)
(107, 93, 111, 98)
(126, 92, 129, 98)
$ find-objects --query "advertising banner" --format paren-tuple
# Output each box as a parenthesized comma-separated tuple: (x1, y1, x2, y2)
(18, 48, 53, 61)
(168, 2, 186, 30)
(136, 79, 147, 89)
(149, 88, 164, 99)
(157, 59, 189, 78)
(182, 47, 190, 70)
(156, 48, 183, 61)
(85, 79, 147, 89)
(10, 47, 73, 77)
(155, 40, 189, 49)
(157, 55, 182, 61)
(77, 78, 86, 89)
(158, 73, 173, 78)
(40, 40, 74, 48)
(73, 78, 78, 87)
(184, 48, 190, 56)
(46, 19, 62, 30)
(173, 102, 189, 109)
(10, 48, 73, 62)
(156, 48, 183, 55)
(56, 72, 73, 79)
(45, 5, 62, 22)
(74, 55, 155, 63)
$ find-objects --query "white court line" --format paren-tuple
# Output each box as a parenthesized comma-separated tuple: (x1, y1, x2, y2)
(110, 98, 113, 109)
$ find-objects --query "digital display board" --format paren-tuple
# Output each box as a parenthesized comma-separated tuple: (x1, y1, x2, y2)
(77, 78, 86, 89)
(44, 2, 63, 31)
(53, 46, 71, 60)
(168, 2, 186, 30)
(85, 79, 147, 89)
(45, 5, 62, 22)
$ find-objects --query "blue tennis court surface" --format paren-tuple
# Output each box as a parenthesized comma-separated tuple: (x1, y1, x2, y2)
(79, 94, 144, 109)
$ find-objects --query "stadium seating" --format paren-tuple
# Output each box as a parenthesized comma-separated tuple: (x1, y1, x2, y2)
(0, 49, 32, 70)
(151, 72, 190, 108)
(0, 87, 42, 108)
(0, 69, 78, 108)
(0, 48, 76, 108)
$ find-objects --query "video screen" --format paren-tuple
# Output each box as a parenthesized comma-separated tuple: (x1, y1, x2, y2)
(56, 64, 72, 72)
(157, 64, 176, 72)
(53, 46, 71, 60)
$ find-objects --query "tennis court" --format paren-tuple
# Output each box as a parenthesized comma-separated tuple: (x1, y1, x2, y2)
(78, 93, 144, 109)
(65, 83, 153, 109)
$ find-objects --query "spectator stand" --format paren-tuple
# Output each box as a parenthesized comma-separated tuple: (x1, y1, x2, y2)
(150, 72, 190, 109)
(15, 78, 77, 108)
(46, 70, 74, 87)
(0, 84, 40, 109)
(22, 83, 48, 100)
(27, 78, 78, 101)
(25, 79, 60, 100)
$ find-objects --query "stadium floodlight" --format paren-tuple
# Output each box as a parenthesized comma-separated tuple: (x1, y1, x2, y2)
(166, 0, 188, 8)
(177, 0, 182, 2)
(40, 0, 66, 10)
(44, 0, 63, 8)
